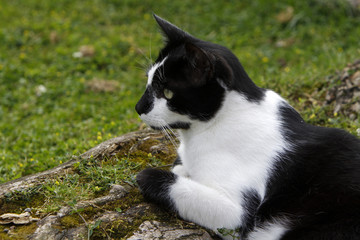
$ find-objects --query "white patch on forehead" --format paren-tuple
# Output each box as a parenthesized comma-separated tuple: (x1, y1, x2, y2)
(147, 57, 167, 86)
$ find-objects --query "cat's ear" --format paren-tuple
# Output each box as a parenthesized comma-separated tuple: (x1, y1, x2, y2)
(153, 14, 189, 43)
(185, 42, 213, 86)
(186, 43, 233, 88)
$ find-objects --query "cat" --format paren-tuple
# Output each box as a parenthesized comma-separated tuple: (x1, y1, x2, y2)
(135, 15, 360, 240)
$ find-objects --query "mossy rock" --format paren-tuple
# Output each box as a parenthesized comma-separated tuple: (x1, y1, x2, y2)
(0, 129, 216, 239)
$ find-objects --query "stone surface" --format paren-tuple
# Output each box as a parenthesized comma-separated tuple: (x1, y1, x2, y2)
(127, 220, 214, 240)
(28, 184, 131, 239)
(57, 184, 129, 218)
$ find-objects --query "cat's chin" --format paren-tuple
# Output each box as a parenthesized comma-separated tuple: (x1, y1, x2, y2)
(150, 122, 191, 130)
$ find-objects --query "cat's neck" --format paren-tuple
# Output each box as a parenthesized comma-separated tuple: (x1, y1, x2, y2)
(177, 90, 288, 150)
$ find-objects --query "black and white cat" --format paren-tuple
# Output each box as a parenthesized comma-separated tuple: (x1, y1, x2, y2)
(135, 15, 360, 240)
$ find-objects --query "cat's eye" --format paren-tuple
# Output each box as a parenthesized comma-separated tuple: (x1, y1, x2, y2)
(163, 88, 174, 100)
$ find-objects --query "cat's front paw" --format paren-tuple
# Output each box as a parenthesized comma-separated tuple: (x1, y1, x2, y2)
(172, 164, 189, 178)
(136, 168, 177, 209)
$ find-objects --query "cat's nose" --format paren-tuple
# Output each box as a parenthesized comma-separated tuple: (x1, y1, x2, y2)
(135, 87, 154, 115)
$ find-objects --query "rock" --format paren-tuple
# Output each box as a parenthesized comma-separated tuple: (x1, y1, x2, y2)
(56, 184, 129, 217)
(109, 184, 129, 196)
(30, 215, 62, 240)
(24, 208, 32, 213)
(127, 220, 214, 240)
(61, 226, 88, 240)
(30, 184, 130, 240)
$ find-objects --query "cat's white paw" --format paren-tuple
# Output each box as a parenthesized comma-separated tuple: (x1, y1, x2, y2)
(172, 165, 189, 178)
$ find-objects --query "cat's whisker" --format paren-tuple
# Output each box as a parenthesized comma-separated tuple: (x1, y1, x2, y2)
(159, 120, 178, 148)
(163, 126, 178, 149)
(165, 127, 178, 148)
(160, 125, 174, 148)
(165, 125, 178, 142)
(161, 62, 166, 81)
(135, 39, 154, 67)
(134, 63, 149, 72)
(149, 34, 153, 64)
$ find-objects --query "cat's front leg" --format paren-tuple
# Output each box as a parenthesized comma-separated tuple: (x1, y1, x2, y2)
(136, 168, 177, 210)
(137, 168, 242, 232)
(171, 155, 189, 177)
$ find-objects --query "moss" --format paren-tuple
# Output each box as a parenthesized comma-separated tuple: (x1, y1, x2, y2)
(59, 205, 105, 230)
(0, 189, 45, 215)
(89, 188, 196, 239)
(102, 187, 143, 212)
(114, 136, 177, 167)
(90, 204, 198, 239)
(0, 223, 37, 240)
(59, 214, 84, 229)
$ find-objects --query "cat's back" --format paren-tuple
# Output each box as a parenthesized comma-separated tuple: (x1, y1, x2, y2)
(261, 117, 360, 239)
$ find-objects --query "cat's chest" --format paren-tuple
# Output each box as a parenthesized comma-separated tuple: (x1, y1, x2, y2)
(175, 90, 288, 198)
(177, 134, 274, 199)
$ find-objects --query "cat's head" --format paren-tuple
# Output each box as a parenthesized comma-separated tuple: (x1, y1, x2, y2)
(135, 15, 263, 130)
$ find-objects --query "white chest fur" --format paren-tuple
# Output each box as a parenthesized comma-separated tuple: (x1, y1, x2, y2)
(177, 90, 289, 200)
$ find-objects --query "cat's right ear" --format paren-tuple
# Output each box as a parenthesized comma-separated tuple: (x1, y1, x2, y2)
(184, 42, 214, 86)
(153, 14, 190, 43)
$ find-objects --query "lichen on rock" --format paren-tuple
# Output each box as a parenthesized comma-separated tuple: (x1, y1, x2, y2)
(127, 220, 214, 240)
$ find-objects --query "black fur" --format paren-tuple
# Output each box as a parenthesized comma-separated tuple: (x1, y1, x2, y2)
(153, 14, 264, 105)
(136, 168, 177, 210)
(240, 190, 262, 238)
(173, 155, 182, 167)
(232, 108, 360, 239)
(135, 86, 154, 115)
(262, 105, 360, 239)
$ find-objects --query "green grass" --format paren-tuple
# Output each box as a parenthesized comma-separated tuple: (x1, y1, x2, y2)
(0, 0, 360, 184)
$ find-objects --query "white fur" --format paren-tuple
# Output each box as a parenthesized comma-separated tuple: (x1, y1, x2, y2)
(139, 97, 191, 127)
(147, 57, 167, 86)
(248, 221, 288, 240)
(170, 176, 243, 230)
(141, 59, 290, 239)
(169, 91, 290, 237)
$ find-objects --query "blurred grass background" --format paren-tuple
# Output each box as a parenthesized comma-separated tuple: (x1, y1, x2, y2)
(0, 0, 359, 183)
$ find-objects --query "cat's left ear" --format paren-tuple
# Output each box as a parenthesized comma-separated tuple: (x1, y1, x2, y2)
(154, 14, 190, 43)
(185, 42, 213, 86)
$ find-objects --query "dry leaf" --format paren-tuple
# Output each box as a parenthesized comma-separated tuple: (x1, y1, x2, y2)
(73, 45, 95, 58)
(275, 38, 295, 48)
(49, 31, 59, 44)
(86, 79, 120, 93)
(276, 6, 294, 23)
(79, 45, 95, 57)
